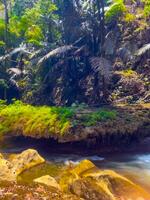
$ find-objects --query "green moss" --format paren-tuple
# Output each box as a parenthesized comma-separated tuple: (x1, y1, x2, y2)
(81, 109, 117, 126)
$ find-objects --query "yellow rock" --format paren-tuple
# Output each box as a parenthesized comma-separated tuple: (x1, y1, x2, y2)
(72, 167, 150, 200)
(34, 175, 61, 190)
(0, 157, 16, 182)
(71, 159, 96, 176)
(59, 160, 96, 192)
(10, 149, 45, 175)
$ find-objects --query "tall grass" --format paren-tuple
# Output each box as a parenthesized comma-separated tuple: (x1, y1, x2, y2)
(0, 100, 74, 137)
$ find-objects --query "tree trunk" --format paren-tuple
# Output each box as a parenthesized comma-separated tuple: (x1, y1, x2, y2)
(3, 0, 9, 49)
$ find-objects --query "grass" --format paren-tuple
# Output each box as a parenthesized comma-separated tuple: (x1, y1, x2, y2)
(0, 100, 74, 137)
(80, 109, 117, 126)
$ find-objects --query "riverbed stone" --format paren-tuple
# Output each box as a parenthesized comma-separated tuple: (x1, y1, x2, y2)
(34, 175, 61, 190)
(10, 149, 45, 175)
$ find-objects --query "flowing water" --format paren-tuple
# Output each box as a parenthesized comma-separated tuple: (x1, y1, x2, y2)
(0, 136, 150, 193)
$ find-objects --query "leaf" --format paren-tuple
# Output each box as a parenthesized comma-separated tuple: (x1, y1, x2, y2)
(90, 57, 112, 81)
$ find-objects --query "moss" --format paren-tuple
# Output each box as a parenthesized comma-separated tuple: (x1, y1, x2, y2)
(81, 109, 117, 126)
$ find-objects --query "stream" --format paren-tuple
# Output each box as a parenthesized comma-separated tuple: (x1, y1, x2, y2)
(0, 136, 150, 193)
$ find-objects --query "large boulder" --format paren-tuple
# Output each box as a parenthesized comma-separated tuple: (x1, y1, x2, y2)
(59, 160, 150, 200)
(0, 149, 45, 182)
(10, 149, 45, 175)
(82, 169, 150, 200)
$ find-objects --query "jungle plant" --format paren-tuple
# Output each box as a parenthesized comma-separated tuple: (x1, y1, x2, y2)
(105, 0, 126, 22)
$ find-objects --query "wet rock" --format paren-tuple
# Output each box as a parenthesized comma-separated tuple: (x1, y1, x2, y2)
(71, 160, 95, 176)
(70, 178, 113, 200)
(60, 160, 150, 200)
(10, 149, 45, 175)
(59, 160, 96, 191)
(34, 175, 61, 190)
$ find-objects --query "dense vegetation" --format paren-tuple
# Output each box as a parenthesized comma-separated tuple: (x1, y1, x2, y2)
(0, 0, 149, 105)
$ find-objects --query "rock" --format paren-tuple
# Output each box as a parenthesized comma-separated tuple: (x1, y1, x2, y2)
(58, 160, 150, 200)
(0, 157, 16, 182)
(0, 149, 45, 182)
(68, 161, 150, 200)
(34, 175, 61, 190)
(10, 149, 45, 175)
(70, 178, 113, 200)
(71, 160, 96, 176)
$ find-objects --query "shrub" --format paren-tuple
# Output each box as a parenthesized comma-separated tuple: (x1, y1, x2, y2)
(105, 1, 126, 22)
(124, 13, 136, 22)
(0, 41, 5, 47)
(142, 0, 150, 17)
(116, 69, 137, 77)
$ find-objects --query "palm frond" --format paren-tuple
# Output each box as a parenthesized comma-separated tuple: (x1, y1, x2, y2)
(136, 43, 150, 57)
(37, 45, 75, 66)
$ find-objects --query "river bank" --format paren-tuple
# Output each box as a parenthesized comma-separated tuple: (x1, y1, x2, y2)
(0, 101, 150, 145)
